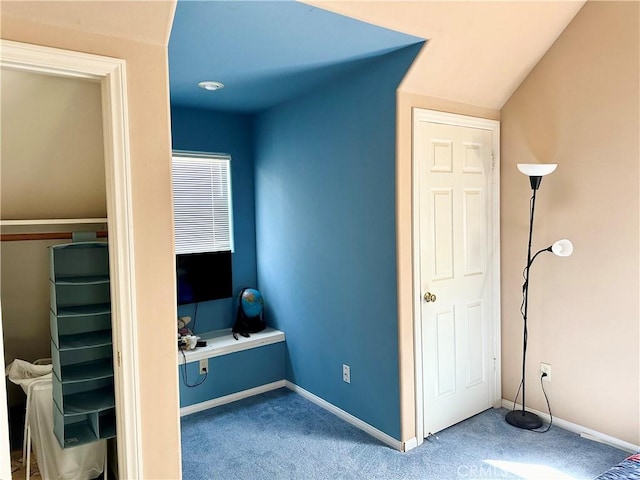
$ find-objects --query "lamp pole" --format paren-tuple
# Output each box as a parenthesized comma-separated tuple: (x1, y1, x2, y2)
(522, 180, 537, 418)
(506, 164, 574, 430)
(506, 176, 544, 430)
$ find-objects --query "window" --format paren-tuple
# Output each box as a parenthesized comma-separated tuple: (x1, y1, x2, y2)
(172, 152, 234, 255)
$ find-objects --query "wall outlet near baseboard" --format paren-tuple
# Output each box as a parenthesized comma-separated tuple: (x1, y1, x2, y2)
(342, 364, 351, 384)
(540, 362, 551, 380)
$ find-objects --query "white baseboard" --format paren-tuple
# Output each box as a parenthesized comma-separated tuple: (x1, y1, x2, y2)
(403, 436, 419, 452)
(178, 379, 416, 452)
(501, 398, 640, 453)
(180, 380, 285, 417)
(285, 381, 404, 451)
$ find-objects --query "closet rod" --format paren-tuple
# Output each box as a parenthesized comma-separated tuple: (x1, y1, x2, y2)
(0, 218, 107, 227)
(1, 231, 108, 242)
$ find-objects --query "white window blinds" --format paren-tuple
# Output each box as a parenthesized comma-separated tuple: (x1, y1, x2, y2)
(172, 152, 234, 255)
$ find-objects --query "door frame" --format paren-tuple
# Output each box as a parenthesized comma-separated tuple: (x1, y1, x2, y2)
(412, 108, 501, 445)
(0, 39, 142, 479)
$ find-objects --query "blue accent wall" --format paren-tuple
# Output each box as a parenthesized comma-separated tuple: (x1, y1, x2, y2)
(178, 343, 285, 408)
(253, 44, 422, 440)
(171, 107, 257, 333)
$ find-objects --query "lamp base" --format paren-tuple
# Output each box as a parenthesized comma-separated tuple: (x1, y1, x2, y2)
(505, 410, 543, 430)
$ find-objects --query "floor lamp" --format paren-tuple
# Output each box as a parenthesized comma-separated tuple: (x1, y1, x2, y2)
(505, 163, 573, 430)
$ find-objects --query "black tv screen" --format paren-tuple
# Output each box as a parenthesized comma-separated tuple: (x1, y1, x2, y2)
(176, 251, 232, 305)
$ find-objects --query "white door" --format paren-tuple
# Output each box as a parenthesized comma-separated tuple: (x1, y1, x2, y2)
(414, 111, 499, 436)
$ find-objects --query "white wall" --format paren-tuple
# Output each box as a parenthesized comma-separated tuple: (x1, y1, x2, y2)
(1, 69, 106, 406)
(500, 1, 639, 445)
(1, 69, 106, 219)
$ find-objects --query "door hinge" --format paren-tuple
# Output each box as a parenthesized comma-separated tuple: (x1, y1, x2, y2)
(117, 351, 122, 368)
(493, 357, 497, 372)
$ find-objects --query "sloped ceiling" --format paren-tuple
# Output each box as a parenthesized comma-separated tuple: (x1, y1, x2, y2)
(169, 0, 584, 113)
(168, 0, 423, 112)
(1, 0, 585, 112)
(0, 0, 176, 46)
(304, 0, 585, 110)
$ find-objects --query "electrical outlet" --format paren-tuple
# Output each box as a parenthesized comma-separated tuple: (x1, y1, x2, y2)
(199, 358, 208, 375)
(342, 364, 351, 384)
(540, 362, 551, 381)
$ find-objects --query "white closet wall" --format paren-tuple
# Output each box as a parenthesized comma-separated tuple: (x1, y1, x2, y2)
(1, 69, 106, 407)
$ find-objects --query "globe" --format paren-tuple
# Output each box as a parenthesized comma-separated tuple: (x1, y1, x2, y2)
(241, 288, 263, 318)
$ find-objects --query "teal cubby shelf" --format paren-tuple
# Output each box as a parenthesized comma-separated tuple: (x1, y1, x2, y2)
(55, 358, 114, 383)
(50, 310, 111, 343)
(54, 275, 110, 285)
(58, 329, 113, 350)
(49, 241, 116, 448)
(54, 304, 112, 317)
(50, 283, 111, 315)
(53, 399, 116, 448)
(52, 341, 114, 382)
(50, 242, 110, 280)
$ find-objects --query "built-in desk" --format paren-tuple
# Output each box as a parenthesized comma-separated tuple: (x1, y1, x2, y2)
(177, 327, 286, 415)
(176, 327, 285, 364)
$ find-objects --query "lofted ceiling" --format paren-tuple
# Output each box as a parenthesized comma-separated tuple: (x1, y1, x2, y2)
(1, 0, 586, 113)
(168, 0, 423, 113)
(0, 0, 176, 46)
(169, 0, 585, 113)
(305, 1, 586, 110)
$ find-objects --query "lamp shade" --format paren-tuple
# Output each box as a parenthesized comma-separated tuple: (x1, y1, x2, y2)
(551, 239, 573, 257)
(517, 163, 557, 176)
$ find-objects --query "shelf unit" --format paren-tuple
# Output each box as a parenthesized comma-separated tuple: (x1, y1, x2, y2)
(177, 327, 285, 364)
(49, 241, 116, 448)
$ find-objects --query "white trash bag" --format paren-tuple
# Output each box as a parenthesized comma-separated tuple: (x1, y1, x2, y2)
(6, 359, 52, 390)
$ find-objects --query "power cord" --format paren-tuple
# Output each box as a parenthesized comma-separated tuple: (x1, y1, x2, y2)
(179, 347, 207, 388)
(510, 373, 553, 433)
(191, 301, 199, 334)
(532, 372, 553, 433)
(511, 379, 524, 412)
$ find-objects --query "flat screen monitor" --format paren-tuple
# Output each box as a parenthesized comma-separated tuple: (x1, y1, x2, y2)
(176, 251, 232, 305)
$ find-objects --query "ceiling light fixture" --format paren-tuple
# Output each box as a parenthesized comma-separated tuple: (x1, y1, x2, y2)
(198, 81, 224, 91)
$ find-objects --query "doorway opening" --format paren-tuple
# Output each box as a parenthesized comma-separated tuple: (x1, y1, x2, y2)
(0, 39, 141, 480)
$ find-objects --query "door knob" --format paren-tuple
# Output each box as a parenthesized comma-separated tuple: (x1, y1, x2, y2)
(423, 292, 437, 303)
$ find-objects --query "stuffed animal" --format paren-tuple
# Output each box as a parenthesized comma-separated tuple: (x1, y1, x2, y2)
(178, 316, 192, 337)
(181, 334, 200, 350)
(177, 316, 200, 350)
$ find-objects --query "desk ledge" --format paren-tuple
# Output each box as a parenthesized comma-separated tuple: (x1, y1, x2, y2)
(177, 327, 285, 364)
